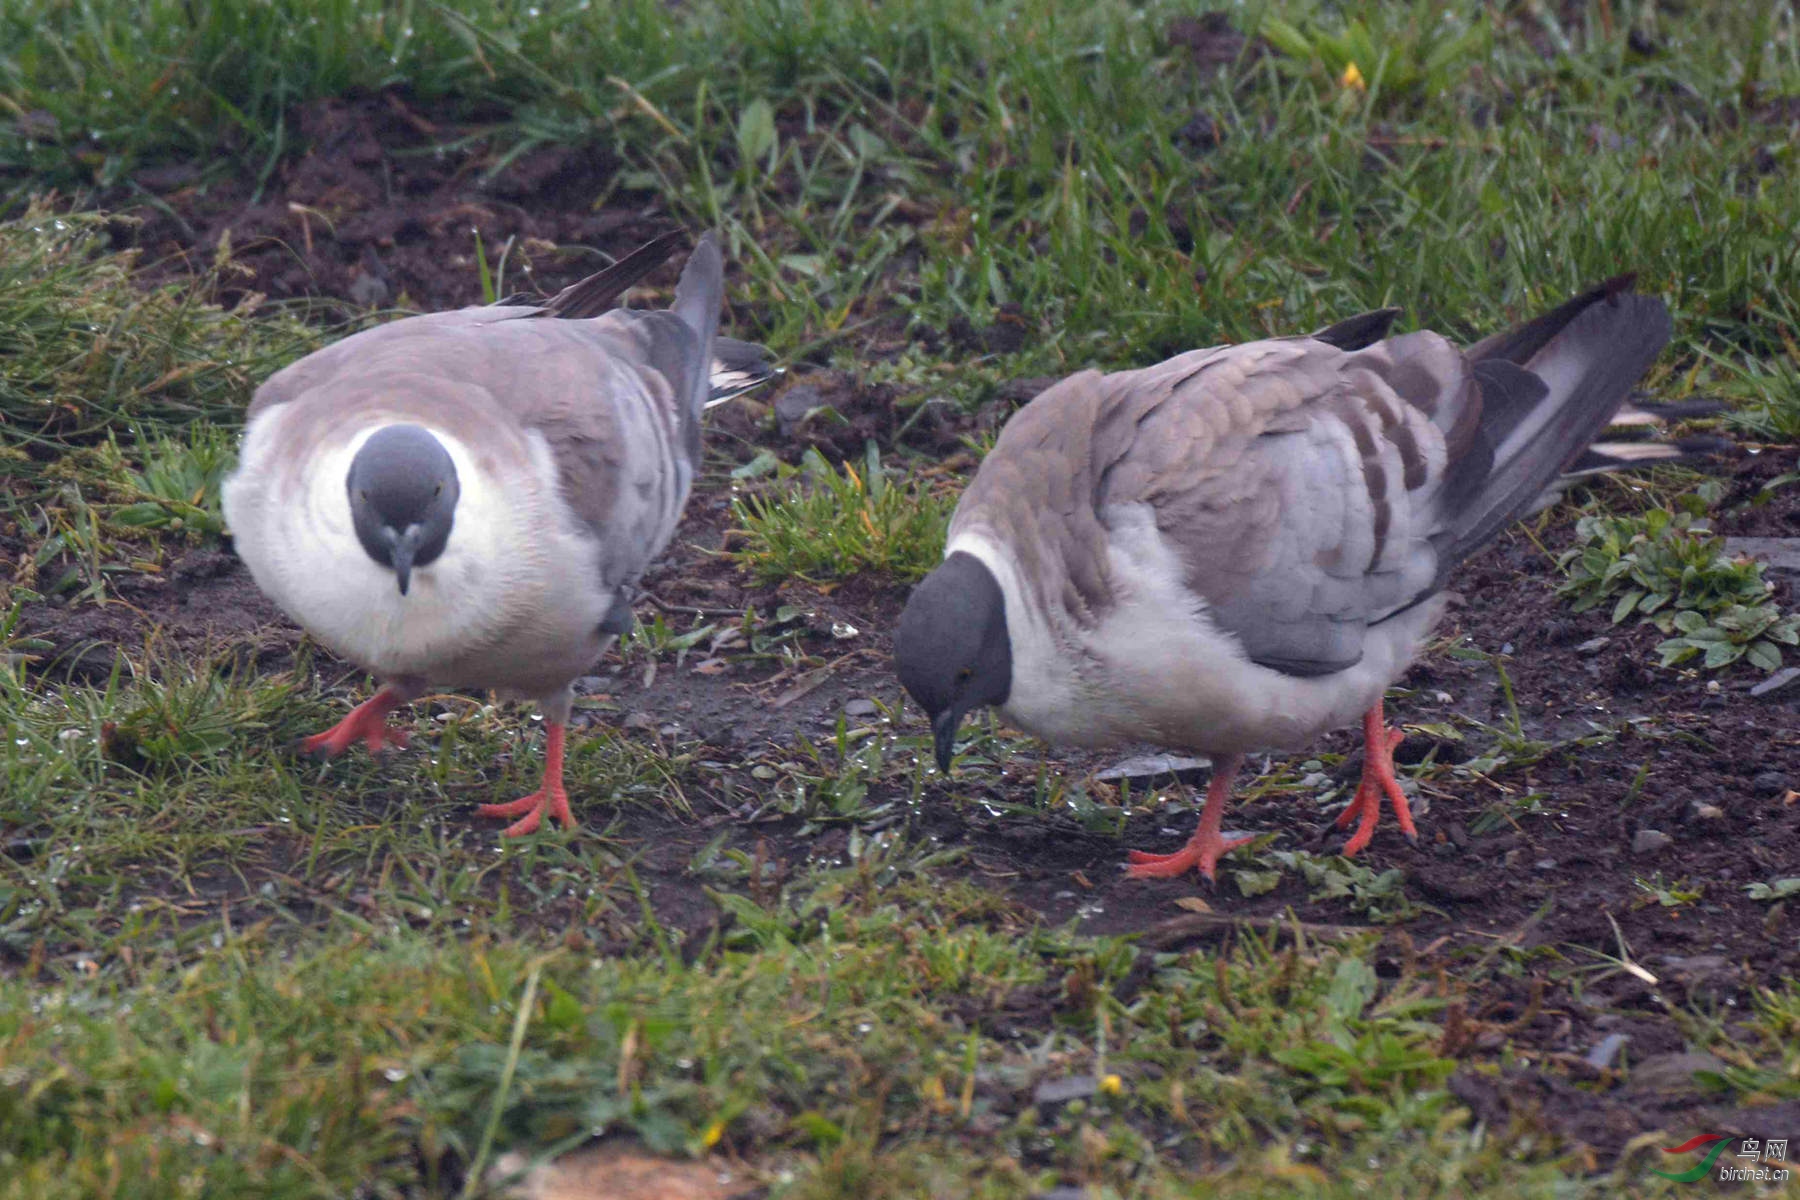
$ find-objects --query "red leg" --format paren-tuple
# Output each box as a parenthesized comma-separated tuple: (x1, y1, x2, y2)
(301, 686, 411, 758)
(1125, 754, 1252, 882)
(1335, 701, 1417, 857)
(475, 722, 577, 837)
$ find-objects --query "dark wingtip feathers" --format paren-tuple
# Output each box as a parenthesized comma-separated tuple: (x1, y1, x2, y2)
(1311, 307, 1404, 351)
(1465, 273, 1653, 367)
(533, 231, 684, 319)
(1440, 275, 1672, 569)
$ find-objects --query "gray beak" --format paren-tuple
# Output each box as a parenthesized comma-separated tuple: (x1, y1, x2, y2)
(931, 707, 962, 774)
(390, 524, 423, 595)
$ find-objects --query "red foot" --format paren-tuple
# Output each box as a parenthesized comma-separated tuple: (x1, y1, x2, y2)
(1124, 753, 1251, 882)
(1127, 831, 1256, 880)
(475, 723, 578, 837)
(301, 686, 410, 758)
(1333, 702, 1418, 857)
(476, 785, 575, 837)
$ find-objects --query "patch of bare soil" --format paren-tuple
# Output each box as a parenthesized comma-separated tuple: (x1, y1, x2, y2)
(107, 90, 674, 315)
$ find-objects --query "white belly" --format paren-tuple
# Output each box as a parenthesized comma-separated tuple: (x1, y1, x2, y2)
(949, 519, 1444, 757)
(223, 415, 615, 702)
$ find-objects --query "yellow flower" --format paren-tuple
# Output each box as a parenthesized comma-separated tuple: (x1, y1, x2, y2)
(1340, 61, 1366, 91)
(700, 1117, 727, 1149)
(1099, 1073, 1124, 1096)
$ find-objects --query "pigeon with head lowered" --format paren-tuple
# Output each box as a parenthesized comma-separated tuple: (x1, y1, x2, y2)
(896, 277, 1681, 879)
(224, 232, 768, 836)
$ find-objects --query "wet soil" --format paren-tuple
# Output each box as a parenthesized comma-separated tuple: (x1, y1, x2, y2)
(107, 90, 675, 315)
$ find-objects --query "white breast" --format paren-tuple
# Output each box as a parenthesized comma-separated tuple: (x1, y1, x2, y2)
(949, 510, 1443, 756)
(223, 413, 615, 702)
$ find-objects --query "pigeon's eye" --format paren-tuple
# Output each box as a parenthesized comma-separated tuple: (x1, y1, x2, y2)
(358, 490, 369, 502)
(957, 667, 973, 683)
(433, 484, 442, 497)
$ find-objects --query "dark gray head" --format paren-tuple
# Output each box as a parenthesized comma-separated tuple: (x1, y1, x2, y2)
(345, 424, 459, 595)
(893, 551, 1012, 773)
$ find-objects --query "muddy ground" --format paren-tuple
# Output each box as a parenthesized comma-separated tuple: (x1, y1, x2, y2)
(12, 89, 1800, 1167)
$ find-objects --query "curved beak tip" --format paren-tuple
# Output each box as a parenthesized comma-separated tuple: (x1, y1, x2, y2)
(391, 525, 421, 596)
(931, 710, 959, 775)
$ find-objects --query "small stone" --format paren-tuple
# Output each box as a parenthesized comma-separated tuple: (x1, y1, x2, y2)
(1574, 636, 1611, 655)
(1584, 1032, 1629, 1071)
(1632, 829, 1674, 856)
(1753, 770, 1789, 796)
(1478, 833, 1522, 858)
(622, 712, 655, 731)
(773, 384, 828, 434)
(1623, 1051, 1729, 1097)
(1750, 666, 1800, 698)
(1659, 953, 1729, 973)
(1094, 753, 1209, 782)
(842, 698, 878, 718)
(572, 675, 608, 695)
(1534, 858, 1557, 871)
(1690, 802, 1726, 822)
(1722, 536, 1800, 575)
(1412, 867, 1486, 902)
(1033, 1075, 1098, 1106)
(347, 270, 390, 308)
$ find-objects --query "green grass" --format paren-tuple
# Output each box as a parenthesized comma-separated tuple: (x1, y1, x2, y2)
(0, 873, 1594, 1199)
(5, 0, 1800, 1194)
(0, 209, 321, 446)
(4, 0, 1798, 378)
(730, 445, 955, 585)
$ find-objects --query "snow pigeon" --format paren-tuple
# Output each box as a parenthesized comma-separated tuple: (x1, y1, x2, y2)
(896, 276, 1679, 879)
(224, 232, 768, 836)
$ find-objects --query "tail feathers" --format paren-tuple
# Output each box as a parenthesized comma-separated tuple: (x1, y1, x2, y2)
(1441, 280, 1672, 568)
(1525, 436, 1731, 518)
(707, 336, 780, 408)
(672, 233, 726, 424)
(1563, 434, 1731, 479)
(1608, 395, 1728, 427)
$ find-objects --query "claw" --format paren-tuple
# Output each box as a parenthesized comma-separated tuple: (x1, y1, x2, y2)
(300, 686, 410, 758)
(1123, 753, 1252, 883)
(1337, 702, 1415, 857)
(475, 722, 578, 838)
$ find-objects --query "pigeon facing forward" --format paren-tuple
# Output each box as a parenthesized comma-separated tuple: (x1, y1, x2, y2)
(896, 277, 1675, 879)
(224, 233, 763, 836)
